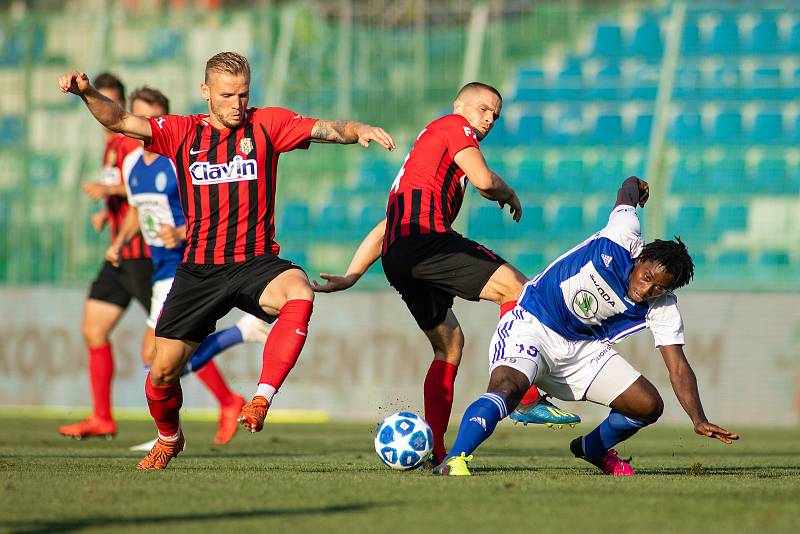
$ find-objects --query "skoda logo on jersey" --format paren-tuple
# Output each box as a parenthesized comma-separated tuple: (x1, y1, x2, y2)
(155, 172, 168, 192)
(190, 155, 258, 185)
(239, 137, 253, 156)
(572, 290, 598, 319)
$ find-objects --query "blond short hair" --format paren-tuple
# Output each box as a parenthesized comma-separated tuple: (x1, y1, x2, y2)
(205, 52, 251, 82)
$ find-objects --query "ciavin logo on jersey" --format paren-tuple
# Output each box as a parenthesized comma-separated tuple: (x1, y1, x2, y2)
(190, 155, 258, 185)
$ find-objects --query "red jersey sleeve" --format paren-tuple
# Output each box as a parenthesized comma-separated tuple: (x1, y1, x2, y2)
(442, 115, 480, 158)
(257, 107, 318, 153)
(144, 115, 194, 158)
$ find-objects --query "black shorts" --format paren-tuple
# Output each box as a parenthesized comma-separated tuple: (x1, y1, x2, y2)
(155, 254, 302, 343)
(87, 259, 153, 312)
(381, 232, 506, 331)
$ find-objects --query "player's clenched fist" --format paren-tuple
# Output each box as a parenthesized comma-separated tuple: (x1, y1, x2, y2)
(58, 71, 91, 96)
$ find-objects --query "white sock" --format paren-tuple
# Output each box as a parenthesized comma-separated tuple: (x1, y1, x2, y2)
(254, 383, 277, 404)
(158, 426, 181, 442)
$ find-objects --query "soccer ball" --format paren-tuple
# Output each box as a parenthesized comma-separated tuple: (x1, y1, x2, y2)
(374, 411, 433, 470)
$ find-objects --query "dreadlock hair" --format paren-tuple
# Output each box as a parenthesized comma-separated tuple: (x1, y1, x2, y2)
(639, 236, 694, 290)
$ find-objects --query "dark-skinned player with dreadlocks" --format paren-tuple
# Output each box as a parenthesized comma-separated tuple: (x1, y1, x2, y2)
(433, 176, 739, 476)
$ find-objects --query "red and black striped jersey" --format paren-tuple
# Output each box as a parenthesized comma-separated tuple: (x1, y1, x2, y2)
(144, 107, 317, 265)
(101, 133, 150, 260)
(383, 114, 479, 253)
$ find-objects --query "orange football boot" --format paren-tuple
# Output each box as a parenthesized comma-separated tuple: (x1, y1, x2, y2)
(238, 395, 269, 433)
(136, 432, 185, 470)
(214, 394, 246, 445)
(59, 416, 116, 440)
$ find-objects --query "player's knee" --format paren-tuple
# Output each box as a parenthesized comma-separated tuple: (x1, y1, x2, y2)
(81, 321, 110, 346)
(638, 393, 664, 425)
(286, 284, 314, 303)
(149, 362, 181, 386)
(488, 369, 528, 412)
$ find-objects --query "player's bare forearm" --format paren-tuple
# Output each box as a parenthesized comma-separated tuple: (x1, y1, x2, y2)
(661, 345, 708, 426)
(117, 207, 142, 245)
(313, 219, 386, 293)
(106, 183, 128, 197)
(311, 120, 395, 150)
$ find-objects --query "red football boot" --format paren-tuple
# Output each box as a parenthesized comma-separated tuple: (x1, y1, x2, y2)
(58, 416, 116, 440)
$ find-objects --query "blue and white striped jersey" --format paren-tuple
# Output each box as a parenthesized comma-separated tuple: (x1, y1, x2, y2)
(518, 205, 684, 347)
(122, 148, 186, 282)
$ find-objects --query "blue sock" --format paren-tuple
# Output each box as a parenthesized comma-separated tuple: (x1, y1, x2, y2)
(447, 392, 508, 459)
(187, 326, 244, 373)
(581, 410, 647, 461)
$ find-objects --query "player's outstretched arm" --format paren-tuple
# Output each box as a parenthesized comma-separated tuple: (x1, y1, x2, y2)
(310, 120, 396, 151)
(58, 71, 152, 141)
(614, 176, 649, 209)
(454, 146, 522, 222)
(659, 344, 739, 444)
(313, 218, 386, 293)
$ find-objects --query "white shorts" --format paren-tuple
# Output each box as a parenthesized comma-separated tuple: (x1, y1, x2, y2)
(488, 306, 641, 406)
(147, 277, 175, 329)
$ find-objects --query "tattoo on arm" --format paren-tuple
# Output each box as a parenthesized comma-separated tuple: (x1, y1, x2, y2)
(311, 120, 358, 144)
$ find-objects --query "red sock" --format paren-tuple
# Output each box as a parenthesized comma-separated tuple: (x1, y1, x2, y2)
(259, 299, 312, 389)
(520, 384, 540, 405)
(424, 360, 458, 462)
(88, 344, 114, 421)
(500, 300, 516, 317)
(145, 374, 183, 437)
(195, 360, 235, 406)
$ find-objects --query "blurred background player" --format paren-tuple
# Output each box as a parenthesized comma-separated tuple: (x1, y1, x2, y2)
(107, 86, 272, 448)
(58, 51, 396, 469)
(59, 73, 153, 440)
(313, 82, 579, 464)
(434, 177, 738, 477)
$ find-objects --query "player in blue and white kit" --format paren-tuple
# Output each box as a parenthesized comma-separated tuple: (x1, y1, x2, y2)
(107, 87, 271, 448)
(434, 176, 738, 476)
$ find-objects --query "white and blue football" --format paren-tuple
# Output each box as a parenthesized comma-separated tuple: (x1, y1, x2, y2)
(374, 411, 433, 470)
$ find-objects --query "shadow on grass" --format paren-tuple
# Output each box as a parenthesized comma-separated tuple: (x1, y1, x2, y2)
(473, 465, 800, 478)
(1, 502, 383, 533)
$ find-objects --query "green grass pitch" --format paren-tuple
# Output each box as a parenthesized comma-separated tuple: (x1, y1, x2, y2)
(1, 418, 798, 533)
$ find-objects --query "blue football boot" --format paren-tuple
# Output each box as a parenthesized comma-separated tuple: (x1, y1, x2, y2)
(509, 395, 581, 428)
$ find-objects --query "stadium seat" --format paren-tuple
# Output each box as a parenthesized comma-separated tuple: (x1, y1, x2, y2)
(667, 204, 709, 243)
(358, 158, 392, 192)
(590, 64, 622, 100)
(279, 202, 310, 236)
(550, 204, 584, 240)
(714, 203, 748, 235)
(680, 20, 701, 55)
(549, 159, 585, 192)
(514, 251, 546, 277)
(469, 205, 507, 241)
(628, 113, 653, 145)
(517, 204, 546, 235)
(748, 68, 783, 100)
(673, 67, 703, 99)
(669, 112, 703, 144)
(588, 159, 624, 192)
(510, 114, 544, 146)
(711, 112, 742, 144)
(590, 203, 615, 230)
(628, 18, 663, 58)
(29, 154, 60, 188)
(752, 159, 790, 194)
(783, 21, 800, 53)
(514, 158, 545, 194)
(552, 63, 585, 101)
(548, 108, 585, 144)
(747, 19, 779, 54)
(590, 114, 623, 144)
(705, 18, 740, 54)
(706, 66, 741, 99)
(749, 113, 783, 145)
(708, 158, 746, 192)
(715, 249, 750, 278)
(756, 250, 791, 279)
(593, 24, 623, 58)
(356, 205, 386, 233)
(314, 203, 351, 240)
(628, 65, 658, 100)
(670, 157, 706, 193)
(0, 116, 25, 148)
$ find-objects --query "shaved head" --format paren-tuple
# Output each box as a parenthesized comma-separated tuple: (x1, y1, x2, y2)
(453, 82, 503, 141)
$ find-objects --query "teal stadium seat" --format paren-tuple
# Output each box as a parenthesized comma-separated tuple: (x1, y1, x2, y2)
(673, 67, 703, 99)
(708, 158, 746, 192)
(548, 108, 584, 144)
(716, 249, 750, 279)
(30, 154, 60, 188)
(706, 66, 741, 99)
(627, 18, 663, 58)
(314, 203, 351, 241)
(279, 202, 310, 240)
(510, 114, 544, 146)
(552, 62, 584, 101)
(629, 113, 653, 145)
(514, 251, 545, 277)
(357, 205, 386, 233)
(749, 68, 782, 100)
(749, 113, 783, 145)
(517, 204, 545, 237)
(756, 250, 791, 280)
(514, 158, 545, 194)
(0, 116, 25, 148)
(469, 205, 507, 241)
(714, 203, 748, 235)
(590, 114, 623, 144)
(712, 112, 742, 144)
(705, 18, 740, 55)
(669, 112, 703, 144)
(753, 159, 790, 195)
(358, 158, 392, 192)
(667, 204, 710, 243)
(549, 159, 585, 193)
(550, 204, 584, 241)
(591, 203, 615, 231)
(593, 24, 623, 58)
(629, 65, 658, 100)
(680, 21, 701, 56)
(747, 18, 778, 54)
(783, 21, 800, 53)
(589, 159, 624, 192)
(590, 64, 622, 100)
(670, 157, 707, 193)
